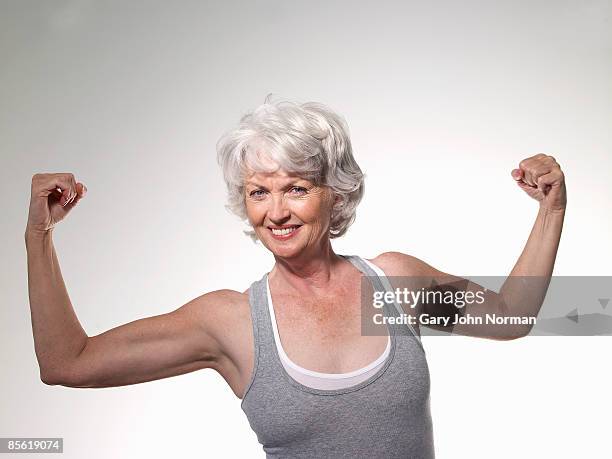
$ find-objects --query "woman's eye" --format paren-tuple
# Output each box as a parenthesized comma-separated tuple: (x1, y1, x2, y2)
(249, 189, 266, 198)
(289, 186, 307, 195)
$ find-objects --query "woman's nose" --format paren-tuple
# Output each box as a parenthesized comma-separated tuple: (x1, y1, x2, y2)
(268, 194, 291, 222)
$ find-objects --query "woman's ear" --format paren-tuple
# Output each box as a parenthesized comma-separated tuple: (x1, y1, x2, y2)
(332, 193, 343, 209)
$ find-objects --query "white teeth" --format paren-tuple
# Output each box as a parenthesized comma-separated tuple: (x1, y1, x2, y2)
(271, 226, 297, 236)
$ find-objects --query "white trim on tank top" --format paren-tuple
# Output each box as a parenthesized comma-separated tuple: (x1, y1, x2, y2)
(266, 257, 391, 386)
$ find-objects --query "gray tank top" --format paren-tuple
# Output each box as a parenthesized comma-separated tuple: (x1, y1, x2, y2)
(241, 255, 435, 458)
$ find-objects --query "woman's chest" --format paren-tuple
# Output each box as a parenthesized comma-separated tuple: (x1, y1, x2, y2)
(271, 290, 390, 373)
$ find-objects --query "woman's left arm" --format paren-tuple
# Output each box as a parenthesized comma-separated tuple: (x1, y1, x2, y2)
(376, 154, 566, 340)
(496, 153, 566, 334)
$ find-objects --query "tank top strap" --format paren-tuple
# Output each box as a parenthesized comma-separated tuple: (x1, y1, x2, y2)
(241, 274, 270, 403)
(342, 255, 424, 348)
(247, 274, 277, 355)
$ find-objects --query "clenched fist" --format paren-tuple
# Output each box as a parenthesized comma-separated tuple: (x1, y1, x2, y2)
(26, 173, 87, 235)
(511, 154, 566, 213)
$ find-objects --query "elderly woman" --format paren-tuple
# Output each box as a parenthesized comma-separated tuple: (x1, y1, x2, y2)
(25, 98, 566, 458)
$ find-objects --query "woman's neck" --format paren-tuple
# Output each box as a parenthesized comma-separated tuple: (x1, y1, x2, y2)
(269, 242, 346, 294)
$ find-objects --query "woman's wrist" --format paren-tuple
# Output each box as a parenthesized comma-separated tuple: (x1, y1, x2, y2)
(538, 204, 566, 216)
(25, 226, 53, 247)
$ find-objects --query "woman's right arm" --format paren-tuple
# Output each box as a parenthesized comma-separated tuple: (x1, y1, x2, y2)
(25, 173, 230, 388)
(27, 230, 226, 387)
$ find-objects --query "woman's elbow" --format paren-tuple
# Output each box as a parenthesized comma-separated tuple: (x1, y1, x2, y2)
(40, 369, 64, 386)
(501, 324, 533, 340)
(39, 362, 87, 387)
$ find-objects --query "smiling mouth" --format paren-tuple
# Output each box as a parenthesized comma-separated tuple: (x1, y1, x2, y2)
(268, 225, 301, 237)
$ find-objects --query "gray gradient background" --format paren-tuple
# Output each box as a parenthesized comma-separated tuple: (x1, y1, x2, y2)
(2, 0, 611, 457)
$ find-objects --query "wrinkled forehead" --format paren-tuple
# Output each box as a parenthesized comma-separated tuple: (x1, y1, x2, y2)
(243, 167, 309, 187)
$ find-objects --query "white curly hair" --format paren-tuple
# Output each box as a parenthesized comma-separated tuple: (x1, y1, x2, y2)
(216, 94, 365, 240)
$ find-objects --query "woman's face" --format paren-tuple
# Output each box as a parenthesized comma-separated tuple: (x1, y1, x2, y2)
(244, 167, 335, 259)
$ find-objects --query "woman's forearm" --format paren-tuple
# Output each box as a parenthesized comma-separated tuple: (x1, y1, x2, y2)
(509, 206, 565, 278)
(499, 206, 566, 319)
(25, 229, 88, 382)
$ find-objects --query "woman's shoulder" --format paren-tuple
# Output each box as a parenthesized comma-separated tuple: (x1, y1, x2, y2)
(199, 272, 267, 312)
(185, 289, 251, 329)
(201, 288, 250, 310)
(368, 251, 447, 277)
